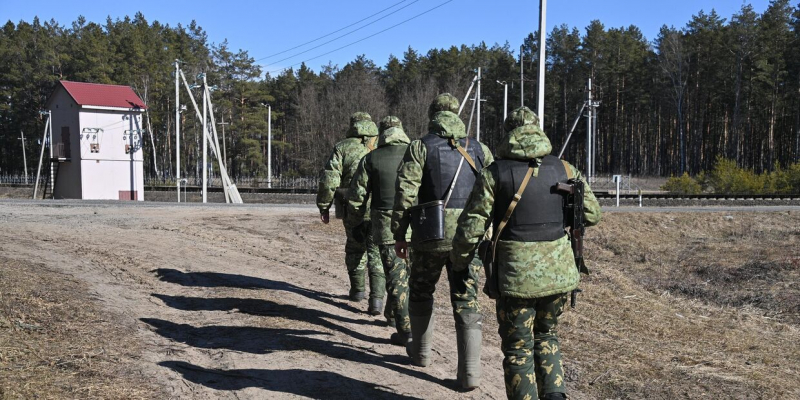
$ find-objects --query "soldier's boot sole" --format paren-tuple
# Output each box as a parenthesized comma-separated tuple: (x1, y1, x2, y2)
(455, 313, 483, 390)
(368, 297, 384, 315)
(407, 300, 435, 367)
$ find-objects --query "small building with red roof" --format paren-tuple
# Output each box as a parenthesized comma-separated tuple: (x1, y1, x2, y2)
(45, 80, 146, 200)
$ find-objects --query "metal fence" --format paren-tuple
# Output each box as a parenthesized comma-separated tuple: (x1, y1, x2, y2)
(145, 175, 319, 190)
(0, 174, 38, 185)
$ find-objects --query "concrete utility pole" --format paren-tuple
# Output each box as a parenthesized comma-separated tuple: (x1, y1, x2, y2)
(33, 111, 52, 199)
(201, 73, 208, 204)
(267, 104, 272, 189)
(218, 115, 230, 170)
(586, 78, 593, 181)
(175, 60, 181, 202)
(476, 67, 482, 141)
(497, 81, 508, 121)
(19, 130, 28, 183)
(520, 45, 524, 108)
(537, 0, 547, 129)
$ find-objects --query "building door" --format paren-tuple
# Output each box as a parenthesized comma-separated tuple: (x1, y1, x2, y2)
(61, 126, 71, 159)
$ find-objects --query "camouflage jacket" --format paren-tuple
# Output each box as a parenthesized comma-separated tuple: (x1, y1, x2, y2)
(347, 126, 411, 243)
(450, 123, 602, 299)
(316, 119, 379, 218)
(391, 111, 494, 252)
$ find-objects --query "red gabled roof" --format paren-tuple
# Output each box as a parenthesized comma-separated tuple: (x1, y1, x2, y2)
(57, 81, 147, 110)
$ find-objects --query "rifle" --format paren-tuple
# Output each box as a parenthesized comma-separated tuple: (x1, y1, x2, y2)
(556, 179, 589, 308)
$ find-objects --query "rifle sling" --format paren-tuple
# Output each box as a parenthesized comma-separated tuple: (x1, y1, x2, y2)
(562, 160, 573, 179)
(366, 136, 377, 151)
(450, 138, 479, 173)
(491, 162, 536, 260)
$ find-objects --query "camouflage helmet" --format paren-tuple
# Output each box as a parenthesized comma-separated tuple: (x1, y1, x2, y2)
(379, 116, 403, 133)
(504, 106, 540, 132)
(428, 93, 460, 119)
(350, 111, 372, 127)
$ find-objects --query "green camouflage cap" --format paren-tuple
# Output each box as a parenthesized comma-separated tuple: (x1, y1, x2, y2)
(379, 116, 403, 133)
(428, 93, 460, 119)
(350, 112, 373, 126)
(504, 106, 540, 132)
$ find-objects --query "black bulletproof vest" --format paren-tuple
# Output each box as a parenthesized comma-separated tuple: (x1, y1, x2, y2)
(370, 144, 408, 210)
(493, 155, 569, 242)
(418, 134, 486, 209)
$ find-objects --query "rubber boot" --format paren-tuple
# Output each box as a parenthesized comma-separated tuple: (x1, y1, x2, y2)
(368, 297, 383, 315)
(407, 300, 435, 367)
(455, 312, 483, 390)
(349, 289, 365, 302)
(390, 331, 412, 346)
(542, 393, 567, 400)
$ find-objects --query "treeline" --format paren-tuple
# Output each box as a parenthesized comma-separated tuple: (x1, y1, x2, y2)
(1, 2, 799, 181)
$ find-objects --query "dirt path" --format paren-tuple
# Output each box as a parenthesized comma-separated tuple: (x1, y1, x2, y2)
(0, 201, 507, 399)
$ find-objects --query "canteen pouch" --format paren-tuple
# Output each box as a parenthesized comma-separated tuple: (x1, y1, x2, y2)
(333, 188, 349, 219)
(409, 200, 445, 243)
(478, 240, 500, 299)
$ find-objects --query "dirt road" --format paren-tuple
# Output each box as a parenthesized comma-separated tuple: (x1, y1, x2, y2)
(0, 201, 507, 399)
(2, 200, 798, 399)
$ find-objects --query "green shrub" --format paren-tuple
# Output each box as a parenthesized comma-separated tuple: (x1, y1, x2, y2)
(662, 172, 703, 194)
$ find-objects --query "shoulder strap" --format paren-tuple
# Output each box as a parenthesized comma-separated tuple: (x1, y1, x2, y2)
(561, 159, 573, 179)
(366, 136, 377, 151)
(450, 138, 478, 173)
(491, 163, 535, 258)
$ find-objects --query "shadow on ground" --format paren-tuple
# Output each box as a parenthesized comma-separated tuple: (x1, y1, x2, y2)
(151, 294, 388, 344)
(152, 268, 362, 314)
(160, 361, 422, 399)
(141, 318, 450, 389)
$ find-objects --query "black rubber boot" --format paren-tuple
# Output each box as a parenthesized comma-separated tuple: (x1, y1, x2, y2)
(390, 331, 412, 346)
(368, 297, 383, 315)
(407, 300, 435, 367)
(349, 290, 365, 302)
(455, 312, 483, 390)
(542, 393, 567, 400)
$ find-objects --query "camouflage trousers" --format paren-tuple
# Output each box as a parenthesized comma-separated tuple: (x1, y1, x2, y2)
(496, 294, 568, 400)
(408, 250, 482, 316)
(344, 222, 385, 300)
(378, 244, 410, 334)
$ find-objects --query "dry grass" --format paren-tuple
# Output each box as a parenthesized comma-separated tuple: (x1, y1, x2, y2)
(559, 211, 800, 399)
(0, 257, 161, 399)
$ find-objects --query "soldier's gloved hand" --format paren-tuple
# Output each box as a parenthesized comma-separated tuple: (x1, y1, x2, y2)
(320, 210, 330, 224)
(395, 241, 408, 259)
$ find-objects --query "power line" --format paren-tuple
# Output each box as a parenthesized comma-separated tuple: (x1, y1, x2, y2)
(268, 0, 454, 75)
(264, 0, 421, 67)
(256, 0, 410, 62)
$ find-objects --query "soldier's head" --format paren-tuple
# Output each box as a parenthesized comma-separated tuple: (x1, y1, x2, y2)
(427, 93, 460, 119)
(348, 112, 378, 138)
(379, 116, 403, 133)
(504, 106, 540, 133)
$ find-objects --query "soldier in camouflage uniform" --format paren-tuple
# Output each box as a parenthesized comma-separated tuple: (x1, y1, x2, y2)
(317, 112, 385, 314)
(391, 94, 494, 390)
(450, 107, 602, 400)
(347, 116, 412, 345)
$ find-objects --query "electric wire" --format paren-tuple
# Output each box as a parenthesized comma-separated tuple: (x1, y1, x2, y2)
(256, 0, 410, 61)
(264, 0, 420, 67)
(268, 0, 453, 75)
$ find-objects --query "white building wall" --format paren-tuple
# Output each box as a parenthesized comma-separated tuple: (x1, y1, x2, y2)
(78, 109, 145, 201)
(48, 88, 82, 199)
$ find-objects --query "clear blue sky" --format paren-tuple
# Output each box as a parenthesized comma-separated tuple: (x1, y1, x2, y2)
(1, 0, 773, 75)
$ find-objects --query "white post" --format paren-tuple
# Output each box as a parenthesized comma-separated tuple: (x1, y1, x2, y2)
(639, 189, 642, 208)
(175, 60, 181, 202)
(587, 79, 593, 180)
(520, 45, 524, 108)
(219, 115, 229, 170)
(537, 0, 547, 129)
(458, 75, 478, 116)
(48, 111, 54, 197)
(267, 104, 272, 189)
(616, 177, 621, 208)
(201, 73, 208, 204)
(503, 82, 508, 121)
(476, 67, 481, 141)
(33, 115, 50, 199)
(19, 130, 28, 183)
